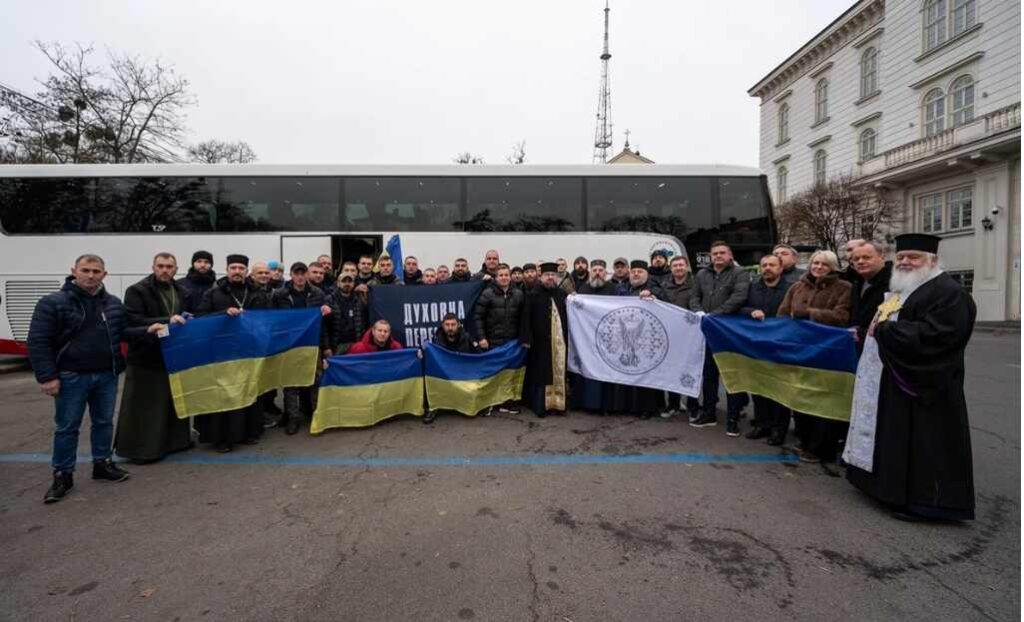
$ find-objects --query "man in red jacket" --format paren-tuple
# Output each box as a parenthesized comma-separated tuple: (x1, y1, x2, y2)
(349, 320, 404, 354)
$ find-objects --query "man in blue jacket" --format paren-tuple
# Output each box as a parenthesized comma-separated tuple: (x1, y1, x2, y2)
(28, 254, 150, 503)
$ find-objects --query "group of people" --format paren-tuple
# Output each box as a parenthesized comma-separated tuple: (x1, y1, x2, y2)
(28, 234, 977, 522)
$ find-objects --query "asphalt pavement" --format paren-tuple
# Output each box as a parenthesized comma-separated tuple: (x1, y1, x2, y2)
(0, 334, 1018, 621)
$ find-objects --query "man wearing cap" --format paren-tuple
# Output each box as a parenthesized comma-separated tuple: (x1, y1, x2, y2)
(520, 263, 539, 292)
(523, 262, 567, 418)
(510, 266, 524, 289)
(272, 262, 333, 435)
(329, 272, 365, 355)
(610, 257, 630, 290)
(846, 233, 976, 521)
(268, 261, 286, 289)
(178, 250, 217, 312)
(648, 250, 672, 287)
(689, 241, 751, 435)
(569, 256, 589, 292)
(195, 254, 272, 452)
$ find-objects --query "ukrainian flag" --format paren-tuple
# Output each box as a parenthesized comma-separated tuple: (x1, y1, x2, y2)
(701, 316, 858, 421)
(161, 308, 321, 419)
(311, 349, 424, 432)
(424, 341, 526, 416)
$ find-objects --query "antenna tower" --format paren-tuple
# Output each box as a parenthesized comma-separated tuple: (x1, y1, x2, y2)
(592, 1, 613, 163)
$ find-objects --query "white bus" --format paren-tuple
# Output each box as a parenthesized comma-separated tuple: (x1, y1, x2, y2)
(0, 163, 776, 354)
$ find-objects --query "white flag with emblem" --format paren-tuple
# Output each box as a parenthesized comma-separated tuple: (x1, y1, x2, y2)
(566, 294, 705, 397)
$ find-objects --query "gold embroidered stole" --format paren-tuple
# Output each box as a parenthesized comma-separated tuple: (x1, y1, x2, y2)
(545, 299, 567, 411)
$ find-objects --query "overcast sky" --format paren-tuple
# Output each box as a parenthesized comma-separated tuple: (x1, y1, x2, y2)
(3, 0, 851, 166)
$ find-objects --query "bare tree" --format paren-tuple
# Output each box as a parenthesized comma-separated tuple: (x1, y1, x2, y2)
(0, 41, 195, 163)
(774, 174, 902, 252)
(506, 140, 526, 165)
(187, 139, 258, 163)
(453, 152, 484, 164)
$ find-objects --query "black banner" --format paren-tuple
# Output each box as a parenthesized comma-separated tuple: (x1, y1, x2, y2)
(368, 281, 486, 347)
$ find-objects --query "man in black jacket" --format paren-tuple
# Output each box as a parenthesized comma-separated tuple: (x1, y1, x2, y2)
(403, 256, 424, 285)
(329, 274, 365, 355)
(308, 261, 336, 298)
(569, 256, 589, 292)
(115, 252, 194, 464)
(610, 257, 630, 289)
(28, 254, 137, 503)
(738, 254, 792, 444)
(846, 241, 893, 351)
(661, 256, 697, 419)
(196, 254, 272, 452)
(523, 263, 567, 418)
(474, 249, 500, 281)
(577, 259, 620, 296)
(271, 262, 333, 435)
(449, 258, 474, 283)
(177, 250, 217, 312)
(689, 241, 751, 436)
(433, 312, 477, 353)
(368, 256, 402, 286)
(473, 264, 529, 414)
(520, 263, 539, 291)
(648, 250, 672, 287)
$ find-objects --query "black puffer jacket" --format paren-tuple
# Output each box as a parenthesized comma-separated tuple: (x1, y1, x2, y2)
(271, 282, 329, 350)
(123, 274, 191, 369)
(27, 277, 129, 383)
(196, 278, 271, 314)
(472, 283, 528, 345)
(432, 325, 477, 353)
(177, 268, 217, 312)
(329, 290, 366, 354)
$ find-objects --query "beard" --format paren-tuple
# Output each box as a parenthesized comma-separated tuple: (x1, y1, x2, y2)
(541, 280, 556, 290)
(588, 276, 606, 289)
(629, 276, 646, 288)
(890, 264, 941, 294)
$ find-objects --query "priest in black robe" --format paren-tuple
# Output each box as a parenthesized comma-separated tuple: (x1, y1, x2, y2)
(607, 260, 667, 419)
(523, 263, 568, 418)
(570, 260, 620, 414)
(846, 233, 977, 521)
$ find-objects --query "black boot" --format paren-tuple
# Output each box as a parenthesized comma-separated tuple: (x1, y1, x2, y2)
(44, 471, 74, 504)
(92, 459, 130, 482)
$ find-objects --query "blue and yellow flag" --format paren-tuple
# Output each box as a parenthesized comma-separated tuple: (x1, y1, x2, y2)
(701, 316, 858, 421)
(312, 348, 424, 433)
(161, 308, 321, 419)
(423, 341, 526, 416)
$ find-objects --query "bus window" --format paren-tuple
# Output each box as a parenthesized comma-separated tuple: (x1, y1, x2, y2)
(586, 177, 712, 241)
(0, 178, 95, 233)
(344, 178, 461, 232)
(93, 177, 216, 233)
(717, 177, 772, 248)
(464, 178, 581, 231)
(216, 177, 339, 231)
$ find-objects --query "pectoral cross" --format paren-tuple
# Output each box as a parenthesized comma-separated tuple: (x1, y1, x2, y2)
(875, 294, 902, 322)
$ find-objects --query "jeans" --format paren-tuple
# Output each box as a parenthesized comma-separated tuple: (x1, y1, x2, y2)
(52, 371, 118, 473)
(700, 346, 745, 421)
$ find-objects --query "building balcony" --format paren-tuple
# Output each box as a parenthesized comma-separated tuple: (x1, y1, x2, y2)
(858, 103, 1020, 184)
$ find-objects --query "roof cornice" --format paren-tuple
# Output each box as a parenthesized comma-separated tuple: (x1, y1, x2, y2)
(748, 0, 885, 101)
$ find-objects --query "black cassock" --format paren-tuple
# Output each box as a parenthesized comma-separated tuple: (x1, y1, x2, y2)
(523, 285, 568, 415)
(570, 282, 621, 412)
(846, 273, 976, 520)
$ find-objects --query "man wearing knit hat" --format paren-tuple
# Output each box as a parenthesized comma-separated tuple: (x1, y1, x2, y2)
(177, 250, 216, 311)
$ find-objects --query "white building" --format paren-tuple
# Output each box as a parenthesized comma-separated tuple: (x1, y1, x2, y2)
(749, 0, 1020, 321)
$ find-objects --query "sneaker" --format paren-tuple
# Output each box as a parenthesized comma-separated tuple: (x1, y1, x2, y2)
(766, 432, 786, 446)
(497, 404, 520, 414)
(687, 410, 700, 423)
(263, 413, 279, 429)
(659, 408, 678, 419)
(481, 407, 494, 417)
(726, 420, 741, 437)
(745, 426, 770, 440)
(44, 472, 74, 504)
(689, 413, 718, 428)
(92, 459, 130, 482)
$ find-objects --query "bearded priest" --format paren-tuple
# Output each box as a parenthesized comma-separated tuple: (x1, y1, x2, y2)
(846, 233, 977, 521)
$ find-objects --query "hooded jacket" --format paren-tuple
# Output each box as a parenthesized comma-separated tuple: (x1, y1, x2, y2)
(432, 324, 478, 353)
(27, 276, 129, 383)
(348, 328, 404, 354)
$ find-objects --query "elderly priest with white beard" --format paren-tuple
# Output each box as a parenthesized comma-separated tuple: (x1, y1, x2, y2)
(846, 233, 977, 522)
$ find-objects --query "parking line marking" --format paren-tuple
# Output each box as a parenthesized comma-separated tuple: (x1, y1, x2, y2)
(0, 452, 798, 467)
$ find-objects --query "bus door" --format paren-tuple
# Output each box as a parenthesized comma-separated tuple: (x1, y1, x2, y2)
(331, 235, 382, 269)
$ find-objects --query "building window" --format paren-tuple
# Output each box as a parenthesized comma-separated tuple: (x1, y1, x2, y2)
(859, 129, 877, 161)
(777, 103, 789, 144)
(947, 269, 974, 293)
(950, 75, 975, 127)
(919, 193, 943, 232)
(924, 0, 948, 51)
(860, 47, 878, 98)
(952, 0, 977, 36)
(777, 166, 788, 203)
(923, 88, 946, 136)
(947, 186, 973, 229)
(813, 150, 827, 186)
(814, 78, 829, 124)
